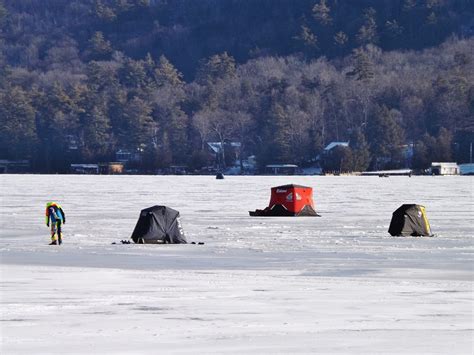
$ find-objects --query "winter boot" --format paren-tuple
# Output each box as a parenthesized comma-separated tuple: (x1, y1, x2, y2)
(49, 240, 57, 245)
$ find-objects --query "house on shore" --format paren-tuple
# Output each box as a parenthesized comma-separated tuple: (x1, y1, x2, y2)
(265, 164, 299, 175)
(70, 164, 99, 174)
(430, 162, 460, 175)
(0, 160, 30, 173)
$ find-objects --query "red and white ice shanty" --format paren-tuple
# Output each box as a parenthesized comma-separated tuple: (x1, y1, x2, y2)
(249, 184, 319, 216)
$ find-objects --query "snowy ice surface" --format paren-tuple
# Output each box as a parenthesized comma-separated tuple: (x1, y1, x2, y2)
(1, 175, 473, 354)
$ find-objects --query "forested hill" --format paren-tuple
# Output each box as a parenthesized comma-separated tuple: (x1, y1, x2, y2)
(0, 0, 473, 173)
(2, 0, 473, 78)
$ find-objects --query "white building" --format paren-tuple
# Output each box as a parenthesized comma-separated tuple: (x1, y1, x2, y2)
(430, 162, 460, 175)
(265, 164, 299, 175)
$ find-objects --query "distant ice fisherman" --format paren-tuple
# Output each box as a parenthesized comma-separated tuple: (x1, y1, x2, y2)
(45, 202, 66, 245)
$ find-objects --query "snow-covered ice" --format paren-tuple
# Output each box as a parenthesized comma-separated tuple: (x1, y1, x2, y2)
(1, 175, 473, 354)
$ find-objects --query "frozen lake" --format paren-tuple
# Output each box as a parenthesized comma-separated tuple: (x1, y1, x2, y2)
(1, 175, 473, 354)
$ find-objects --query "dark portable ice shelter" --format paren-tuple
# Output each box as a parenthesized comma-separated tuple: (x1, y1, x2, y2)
(131, 205, 187, 244)
(388, 204, 432, 237)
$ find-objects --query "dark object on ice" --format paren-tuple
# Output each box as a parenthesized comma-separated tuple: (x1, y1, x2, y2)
(121, 240, 131, 244)
(388, 204, 432, 237)
(49, 240, 57, 245)
(378, 173, 389, 177)
(249, 184, 320, 217)
(131, 205, 187, 244)
(191, 242, 205, 245)
(216, 172, 224, 179)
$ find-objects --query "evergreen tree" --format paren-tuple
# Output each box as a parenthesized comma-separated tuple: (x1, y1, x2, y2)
(349, 128, 370, 172)
(412, 138, 430, 169)
(384, 20, 404, 39)
(312, 0, 332, 26)
(80, 103, 113, 161)
(154, 55, 184, 87)
(32, 83, 78, 172)
(347, 47, 374, 82)
(87, 32, 113, 60)
(323, 146, 353, 173)
(402, 0, 417, 13)
(94, 0, 117, 22)
(425, 0, 442, 10)
(196, 52, 236, 84)
(122, 96, 154, 150)
(412, 129, 452, 168)
(0, 1, 7, 28)
(296, 24, 318, 49)
(260, 103, 292, 165)
(356, 7, 378, 45)
(143, 53, 158, 88)
(86, 61, 118, 91)
(0, 86, 37, 159)
(367, 105, 405, 169)
(161, 106, 189, 164)
(334, 31, 348, 48)
(119, 58, 147, 88)
(401, 0, 418, 42)
(425, 12, 438, 26)
(435, 127, 453, 162)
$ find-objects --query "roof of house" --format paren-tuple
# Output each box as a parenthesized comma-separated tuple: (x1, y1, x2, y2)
(431, 162, 459, 167)
(265, 164, 298, 168)
(324, 141, 349, 151)
(207, 142, 241, 153)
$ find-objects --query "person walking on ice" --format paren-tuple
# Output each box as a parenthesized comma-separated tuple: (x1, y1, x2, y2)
(45, 202, 65, 245)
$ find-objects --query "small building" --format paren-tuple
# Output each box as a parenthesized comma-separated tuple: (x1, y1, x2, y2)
(459, 163, 474, 175)
(0, 160, 30, 173)
(115, 149, 132, 162)
(315, 141, 350, 164)
(265, 164, 299, 175)
(99, 162, 124, 174)
(70, 164, 99, 174)
(115, 149, 142, 163)
(65, 135, 79, 151)
(207, 141, 241, 168)
(430, 162, 460, 175)
(167, 165, 188, 175)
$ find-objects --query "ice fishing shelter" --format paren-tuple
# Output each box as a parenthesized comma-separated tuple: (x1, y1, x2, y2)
(131, 205, 187, 244)
(388, 204, 432, 237)
(249, 184, 319, 216)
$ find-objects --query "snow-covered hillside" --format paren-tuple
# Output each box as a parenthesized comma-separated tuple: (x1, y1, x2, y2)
(1, 175, 472, 354)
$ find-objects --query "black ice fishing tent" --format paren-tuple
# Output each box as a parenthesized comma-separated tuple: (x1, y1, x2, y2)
(388, 204, 432, 237)
(131, 205, 187, 244)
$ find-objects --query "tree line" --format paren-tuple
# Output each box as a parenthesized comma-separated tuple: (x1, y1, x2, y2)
(0, 1, 473, 173)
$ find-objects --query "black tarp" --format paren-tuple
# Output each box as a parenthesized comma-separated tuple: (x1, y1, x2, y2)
(388, 204, 431, 237)
(249, 204, 319, 217)
(131, 205, 187, 244)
